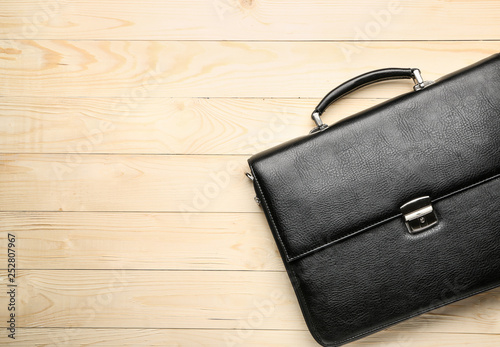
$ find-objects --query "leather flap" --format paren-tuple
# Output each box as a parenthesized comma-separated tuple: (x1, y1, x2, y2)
(248, 53, 500, 262)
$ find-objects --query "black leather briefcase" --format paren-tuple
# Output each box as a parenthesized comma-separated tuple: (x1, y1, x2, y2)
(246, 53, 500, 346)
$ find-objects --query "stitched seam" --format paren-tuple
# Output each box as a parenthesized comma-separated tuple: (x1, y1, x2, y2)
(288, 214, 402, 262)
(251, 165, 326, 344)
(252, 165, 328, 345)
(287, 264, 326, 346)
(250, 166, 323, 342)
(251, 169, 500, 345)
(288, 172, 500, 262)
(250, 165, 291, 261)
(253, 169, 500, 346)
(331, 280, 500, 346)
(433, 173, 500, 202)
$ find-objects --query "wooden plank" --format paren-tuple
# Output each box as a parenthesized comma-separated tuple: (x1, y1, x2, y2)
(0, 41, 498, 98)
(0, 329, 498, 347)
(0, 154, 258, 212)
(0, 212, 283, 271)
(0, 328, 319, 347)
(2, 1, 500, 40)
(0, 97, 382, 155)
(1, 0, 498, 346)
(0, 270, 304, 330)
(0, 270, 499, 332)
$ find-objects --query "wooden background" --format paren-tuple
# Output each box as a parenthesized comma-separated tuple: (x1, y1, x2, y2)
(1, 1, 500, 345)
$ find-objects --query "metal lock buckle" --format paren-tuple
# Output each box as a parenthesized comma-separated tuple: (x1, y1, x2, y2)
(400, 196, 438, 234)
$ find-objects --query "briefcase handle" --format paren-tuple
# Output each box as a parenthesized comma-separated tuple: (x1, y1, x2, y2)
(310, 68, 433, 133)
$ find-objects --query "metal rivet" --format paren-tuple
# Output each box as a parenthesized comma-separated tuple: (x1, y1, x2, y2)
(254, 196, 261, 206)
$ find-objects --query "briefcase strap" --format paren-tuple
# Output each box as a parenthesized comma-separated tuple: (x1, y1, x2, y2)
(310, 67, 433, 133)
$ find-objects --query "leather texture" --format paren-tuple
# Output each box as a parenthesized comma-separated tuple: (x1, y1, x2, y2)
(314, 68, 414, 115)
(247, 53, 500, 346)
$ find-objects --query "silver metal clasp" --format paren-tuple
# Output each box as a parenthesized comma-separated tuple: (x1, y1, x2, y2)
(310, 112, 329, 134)
(400, 196, 438, 234)
(411, 68, 434, 91)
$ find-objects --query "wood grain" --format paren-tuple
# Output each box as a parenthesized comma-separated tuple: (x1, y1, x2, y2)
(0, 270, 304, 330)
(0, 270, 499, 333)
(0, 154, 257, 212)
(2, 0, 500, 344)
(0, 97, 381, 155)
(0, 212, 283, 271)
(1, 329, 498, 347)
(2, 1, 500, 40)
(0, 40, 498, 98)
(0, 328, 319, 347)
